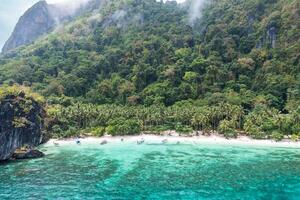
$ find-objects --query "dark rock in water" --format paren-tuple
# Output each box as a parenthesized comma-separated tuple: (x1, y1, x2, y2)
(0, 92, 45, 161)
(12, 149, 45, 160)
(100, 140, 108, 145)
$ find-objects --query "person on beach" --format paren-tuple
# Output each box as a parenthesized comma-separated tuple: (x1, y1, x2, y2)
(137, 138, 145, 145)
(53, 141, 59, 146)
(76, 138, 81, 144)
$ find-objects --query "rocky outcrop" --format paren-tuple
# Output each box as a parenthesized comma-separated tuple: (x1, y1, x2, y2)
(12, 148, 45, 160)
(0, 91, 45, 161)
(267, 26, 276, 48)
(2, 0, 104, 53)
(256, 26, 277, 49)
(2, 1, 57, 53)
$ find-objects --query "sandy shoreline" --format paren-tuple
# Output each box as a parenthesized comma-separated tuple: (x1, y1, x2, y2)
(46, 134, 300, 148)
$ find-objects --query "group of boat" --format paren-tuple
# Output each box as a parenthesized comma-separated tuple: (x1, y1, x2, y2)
(52, 137, 179, 146)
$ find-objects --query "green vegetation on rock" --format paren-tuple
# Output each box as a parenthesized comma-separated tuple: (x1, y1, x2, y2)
(0, 85, 45, 128)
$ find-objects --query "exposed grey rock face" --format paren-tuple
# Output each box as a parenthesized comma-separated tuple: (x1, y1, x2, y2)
(256, 26, 277, 49)
(2, 1, 57, 53)
(0, 93, 45, 161)
(267, 26, 276, 48)
(2, 0, 104, 53)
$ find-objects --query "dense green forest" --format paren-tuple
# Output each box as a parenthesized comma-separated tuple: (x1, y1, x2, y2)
(0, 0, 299, 140)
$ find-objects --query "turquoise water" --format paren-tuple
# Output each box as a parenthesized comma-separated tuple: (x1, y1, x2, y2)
(1, 141, 300, 200)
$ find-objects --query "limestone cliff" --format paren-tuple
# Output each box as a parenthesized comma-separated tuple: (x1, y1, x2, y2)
(2, 0, 104, 53)
(0, 90, 45, 161)
(2, 1, 58, 53)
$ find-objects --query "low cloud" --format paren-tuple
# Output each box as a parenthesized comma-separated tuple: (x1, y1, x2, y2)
(47, 0, 92, 16)
(189, 0, 207, 25)
(47, 0, 90, 6)
(102, 8, 144, 30)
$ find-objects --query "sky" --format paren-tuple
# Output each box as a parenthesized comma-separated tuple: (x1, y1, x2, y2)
(0, 0, 186, 51)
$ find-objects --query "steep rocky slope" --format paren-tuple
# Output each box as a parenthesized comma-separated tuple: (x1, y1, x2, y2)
(2, 1, 58, 53)
(2, 0, 104, 53)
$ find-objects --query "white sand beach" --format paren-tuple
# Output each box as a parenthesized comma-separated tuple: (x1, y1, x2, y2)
(46, 133, 300, 148)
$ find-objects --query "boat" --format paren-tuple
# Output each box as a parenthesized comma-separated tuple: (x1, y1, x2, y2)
(100, 140, 108, 145)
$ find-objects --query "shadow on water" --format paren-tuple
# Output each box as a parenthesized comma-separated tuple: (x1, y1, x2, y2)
(0, 157, 42, 166)
(0, 159, 18, 166)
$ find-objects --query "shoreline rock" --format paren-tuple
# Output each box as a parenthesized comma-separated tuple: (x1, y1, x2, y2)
(12, 149, 45, 160)
(0, 90, 46, 161)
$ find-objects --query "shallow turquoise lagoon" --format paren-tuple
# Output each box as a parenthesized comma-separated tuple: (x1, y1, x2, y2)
(1, 141, 300, 200)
